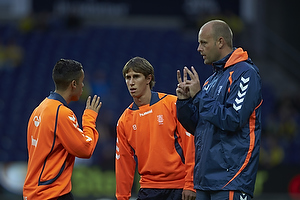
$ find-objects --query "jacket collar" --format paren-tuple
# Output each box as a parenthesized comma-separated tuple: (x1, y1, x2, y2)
(212, 47, 249, 71)
(47, 91, 68, 106)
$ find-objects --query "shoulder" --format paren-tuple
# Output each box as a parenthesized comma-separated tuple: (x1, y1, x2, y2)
(154, 92, 178, 112)
(118, 103, 133, 119)
(55, 104, 76, 121)
(157, 92, 176, 101)
(58, 103, 72, 113)
(156, 92, 177, 107)
(230, 60, 260, 81)
(233, 59, 259, 73)
(39, 98, 70, 115)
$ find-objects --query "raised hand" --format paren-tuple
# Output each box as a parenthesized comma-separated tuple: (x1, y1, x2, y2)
(184, 66, 201, 98)
(176, 67, 191, 99)
(85, 95, 102, 113)
(176, 66, 201, 99)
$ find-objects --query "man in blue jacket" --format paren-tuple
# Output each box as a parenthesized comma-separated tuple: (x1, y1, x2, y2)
(176, 19, 262, 200)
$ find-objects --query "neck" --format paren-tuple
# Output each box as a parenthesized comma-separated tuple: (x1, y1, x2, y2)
(133, 90, 152, 107)
(221, 47, 233, 59)
(54, 90, 71, 104)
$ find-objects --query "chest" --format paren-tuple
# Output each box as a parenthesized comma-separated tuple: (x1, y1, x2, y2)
(203, 70, 232, 101)
(125, 104, 177, 147)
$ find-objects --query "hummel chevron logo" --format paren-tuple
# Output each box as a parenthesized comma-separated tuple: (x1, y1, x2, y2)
(116, 138, 120, 160)
(241, 76, 250, 83)
(233, 76, 250, 111)
(239, 82, 248, 91)
(79, 134, 92, 142)
(68, 115, 76, 122)
(238, 90, 246, 98)
(240, 193, 247, 200)
(233, 104, 242, 111)
(186, 132, 191, 137)
(235, 97, 244, 104)
(240, 196, 247, 200)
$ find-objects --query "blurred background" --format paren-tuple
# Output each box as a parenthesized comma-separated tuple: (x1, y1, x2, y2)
(0, 0, 299, 199)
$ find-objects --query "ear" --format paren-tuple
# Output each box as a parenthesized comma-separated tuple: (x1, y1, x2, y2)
(71, 80, 77, 88)
(146, 74, 152, 84)
(217, 37, 225, 49)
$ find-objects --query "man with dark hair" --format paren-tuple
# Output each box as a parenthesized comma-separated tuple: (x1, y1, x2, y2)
(115, 56, 196, 200)
(176, 19, 262, 200)
(23, 59, 102, 200)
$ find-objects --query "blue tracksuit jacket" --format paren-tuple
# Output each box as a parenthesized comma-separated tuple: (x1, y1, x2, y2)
(176, 48, 263, 197)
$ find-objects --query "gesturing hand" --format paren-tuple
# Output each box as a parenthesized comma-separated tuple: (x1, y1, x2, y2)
(85, 95, 102, 114)
(176, 67, 190, 99)
(176, 66, 201, 99)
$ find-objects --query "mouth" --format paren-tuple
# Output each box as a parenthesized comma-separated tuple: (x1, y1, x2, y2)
(129, 88, 137, 93)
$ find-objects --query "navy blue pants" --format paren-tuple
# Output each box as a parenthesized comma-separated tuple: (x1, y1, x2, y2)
(196, 190, 251, 200)
(137, 188, 183, 200)
(57, 192, 74, 200)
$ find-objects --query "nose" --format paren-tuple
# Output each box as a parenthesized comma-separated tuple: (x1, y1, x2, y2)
(197, 43, 202, 52)
(128, 77, 134, 85)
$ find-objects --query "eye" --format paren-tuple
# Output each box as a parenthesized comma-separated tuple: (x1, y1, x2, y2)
(200, 40, 207, 46)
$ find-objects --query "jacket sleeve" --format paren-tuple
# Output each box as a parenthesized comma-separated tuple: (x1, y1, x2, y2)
(198, 67, 262, 131)
(57, 108, 99, 158)
(177, 119, 196, 192)
(115, 118, 136, 200)
(176, 98, 199, 135)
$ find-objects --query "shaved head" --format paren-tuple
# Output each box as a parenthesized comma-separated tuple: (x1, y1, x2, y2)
(201, 20, 233, 48)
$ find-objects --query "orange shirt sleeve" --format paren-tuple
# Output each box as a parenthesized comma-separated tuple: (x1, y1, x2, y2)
(56, 107, 99, 158)
(115, 115, 136, 200)
(176, 105, 196, 192)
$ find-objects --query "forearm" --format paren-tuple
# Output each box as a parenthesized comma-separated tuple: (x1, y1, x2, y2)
(115, 128, 136, 200)
(78, 109, 99, 157)
(115, 157, 135, 200)
(183, 133, 195, 192)
(176, 98, 198, 134)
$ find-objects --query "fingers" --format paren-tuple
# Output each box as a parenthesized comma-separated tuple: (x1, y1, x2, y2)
(178, 66, 198, 83)
(182, 190, 196, 200)
(85, 96, 91, 109)
(92, 95, 102, 113)
(176, 85, 190, 100)
(91, 95, 99, 105)
(184, 66, 199, 82)
(184, 66, 194, 80)
(191, 66, 199, 80)
(86, 95, 102, 113)
(183, 66, 187, 82)
(176, 87, 185, 96)
(177, 70, 182, 84)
